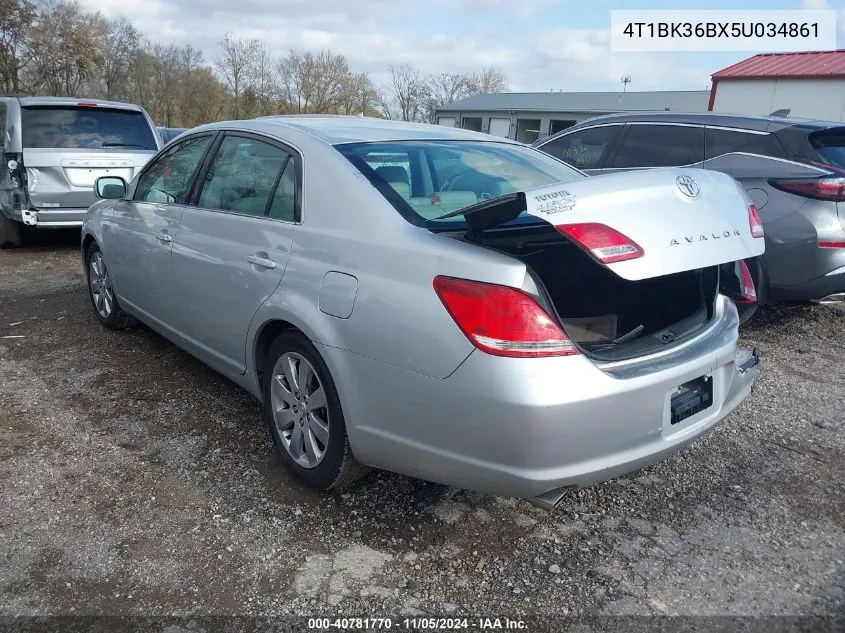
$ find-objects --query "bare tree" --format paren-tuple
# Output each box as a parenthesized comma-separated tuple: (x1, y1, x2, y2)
(423, 72, 472, 123)
(27, 0, 104, 96)
(215, 33, 260, 119)
(337, 71, 379, 116)
(100, 16, 139, 99)
(0, 0, 37, 93)
(382, 63, 428, 122)
(278, 49, 356, 114)
(249, 41, 277, 116)
(466, 67, 509, 94)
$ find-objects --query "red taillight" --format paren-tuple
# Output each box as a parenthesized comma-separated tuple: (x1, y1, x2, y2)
(819, 241, 845, 248)
(433, 276, 578, 358)
(738, 260, 757, 303)
(748, 204, 764, 239)
(77, 102, 98, 107)
(555, 222, 644, 264)
(769, 176, 845, 202)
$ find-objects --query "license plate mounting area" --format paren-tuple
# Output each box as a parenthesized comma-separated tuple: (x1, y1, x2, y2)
(670, 375, 713, 425)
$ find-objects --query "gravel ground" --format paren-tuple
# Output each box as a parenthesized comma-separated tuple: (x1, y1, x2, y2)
(1, 233, 844, 628)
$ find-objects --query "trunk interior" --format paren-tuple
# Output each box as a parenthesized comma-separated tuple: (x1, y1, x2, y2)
(474, 225, 720, 361)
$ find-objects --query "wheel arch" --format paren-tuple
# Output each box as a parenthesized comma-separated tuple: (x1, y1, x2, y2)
(252, 318, 302, 393)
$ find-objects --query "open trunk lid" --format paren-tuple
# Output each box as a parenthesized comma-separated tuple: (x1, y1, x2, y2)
(458, 167, 765, 281)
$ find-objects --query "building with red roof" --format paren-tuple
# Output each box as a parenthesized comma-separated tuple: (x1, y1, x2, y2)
(709, 50, 845, 121)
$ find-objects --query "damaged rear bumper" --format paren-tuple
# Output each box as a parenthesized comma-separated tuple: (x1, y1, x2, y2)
(15, 207, 85, 228)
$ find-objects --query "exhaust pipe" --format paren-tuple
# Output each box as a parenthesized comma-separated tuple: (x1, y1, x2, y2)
(528, 486, 574, 510)
(817, 293, 845, 304)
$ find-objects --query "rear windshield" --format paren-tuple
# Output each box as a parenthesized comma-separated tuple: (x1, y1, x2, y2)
(21, 106, 158, 150)
(808, 129, 845, 170)
(336, 140, 585, 229)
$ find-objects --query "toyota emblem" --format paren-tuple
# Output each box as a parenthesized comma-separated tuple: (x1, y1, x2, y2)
(676, 174, 700, 198)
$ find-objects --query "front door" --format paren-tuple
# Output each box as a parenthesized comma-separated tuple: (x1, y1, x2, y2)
(169, 132, 299, 376)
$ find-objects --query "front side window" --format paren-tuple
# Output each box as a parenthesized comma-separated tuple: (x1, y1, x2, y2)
(538, 125, 622, 170)
(197, 135, 291, 216)
(21, 106, 158, 150)
(612, 124, 704, 168)
(337, 140, 585, 228)
(133, 134, 213, 204)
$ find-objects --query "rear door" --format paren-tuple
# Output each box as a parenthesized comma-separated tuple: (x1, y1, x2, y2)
(21, 103, 159, 211)
(605, 123, 704, 174)
(169, 132, 298, 377)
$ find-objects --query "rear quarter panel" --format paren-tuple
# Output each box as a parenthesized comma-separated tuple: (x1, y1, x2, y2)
(246, 142, 528, 384)
(700, 153, 845, 286)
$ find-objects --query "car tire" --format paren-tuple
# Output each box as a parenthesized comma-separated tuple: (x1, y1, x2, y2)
(262, 330, 369, 490)
(85, 242, 135, 330)
(735, 302, 759, 326)
(0, 216, 22, 248)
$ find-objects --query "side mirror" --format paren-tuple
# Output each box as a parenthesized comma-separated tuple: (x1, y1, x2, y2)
(96, 176, 127, 200)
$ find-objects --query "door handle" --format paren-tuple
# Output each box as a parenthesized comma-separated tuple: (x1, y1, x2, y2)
(247, 254, 277, 269)
(155, 232, 172, 243)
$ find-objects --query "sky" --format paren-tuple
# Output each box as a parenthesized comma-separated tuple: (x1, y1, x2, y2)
(78, 0, 845, 93)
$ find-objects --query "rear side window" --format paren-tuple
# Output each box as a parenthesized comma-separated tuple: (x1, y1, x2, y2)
(21, 106, 158, 150)
(538, 125, 622, 169)
(808, 129, 845, 170)
(612, 124, 704, 168)
(704, 128, 785, 160)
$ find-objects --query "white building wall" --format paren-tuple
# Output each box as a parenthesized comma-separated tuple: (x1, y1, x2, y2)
(712, 79, 845, 121)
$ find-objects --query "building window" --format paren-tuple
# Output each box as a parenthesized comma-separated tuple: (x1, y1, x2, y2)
(516, 118, 541, 144)
(461, 117, 482, 132)
(550, 119, 576, 136)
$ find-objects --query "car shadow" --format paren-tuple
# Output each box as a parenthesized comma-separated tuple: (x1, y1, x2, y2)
(1, 227, 80, 252)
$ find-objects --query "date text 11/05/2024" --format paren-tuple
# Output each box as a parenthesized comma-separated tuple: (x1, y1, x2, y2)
(307, 617, 528, 630)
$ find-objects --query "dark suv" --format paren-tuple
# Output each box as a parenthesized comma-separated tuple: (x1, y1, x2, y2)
(534, 112, 845, 317)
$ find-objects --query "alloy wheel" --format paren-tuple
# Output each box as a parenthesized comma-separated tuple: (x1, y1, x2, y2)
(270, 352, 330, 469)
(89, 252, 114, 319)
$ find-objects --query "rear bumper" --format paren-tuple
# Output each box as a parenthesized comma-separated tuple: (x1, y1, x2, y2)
(12, 207, 85, 228)
(327, 297, 759, 502)
(770, 265, 845, 303)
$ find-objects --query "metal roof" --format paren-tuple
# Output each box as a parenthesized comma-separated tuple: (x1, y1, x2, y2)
(712, 50, 845, 80)
(191, 115, 521, 145)
(436, 90, 711, 114)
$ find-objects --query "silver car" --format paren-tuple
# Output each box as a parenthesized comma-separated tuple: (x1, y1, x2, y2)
(81, 116, 764, 508)
(0, 96, 161, 247)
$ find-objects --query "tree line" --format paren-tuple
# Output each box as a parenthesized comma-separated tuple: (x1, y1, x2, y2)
(0, 0, 509, 127)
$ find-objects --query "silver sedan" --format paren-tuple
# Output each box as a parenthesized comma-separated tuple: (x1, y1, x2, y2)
(81, 116, 764, 508)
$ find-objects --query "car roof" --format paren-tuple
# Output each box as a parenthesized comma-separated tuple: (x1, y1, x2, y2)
(564, 111, 845, 133)
(195, 115, 522, 146)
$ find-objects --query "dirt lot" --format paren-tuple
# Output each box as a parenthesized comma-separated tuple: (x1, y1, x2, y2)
(1, 233, 844, 627)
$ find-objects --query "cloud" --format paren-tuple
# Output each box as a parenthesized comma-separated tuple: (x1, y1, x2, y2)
(79, 0, 717, 93)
